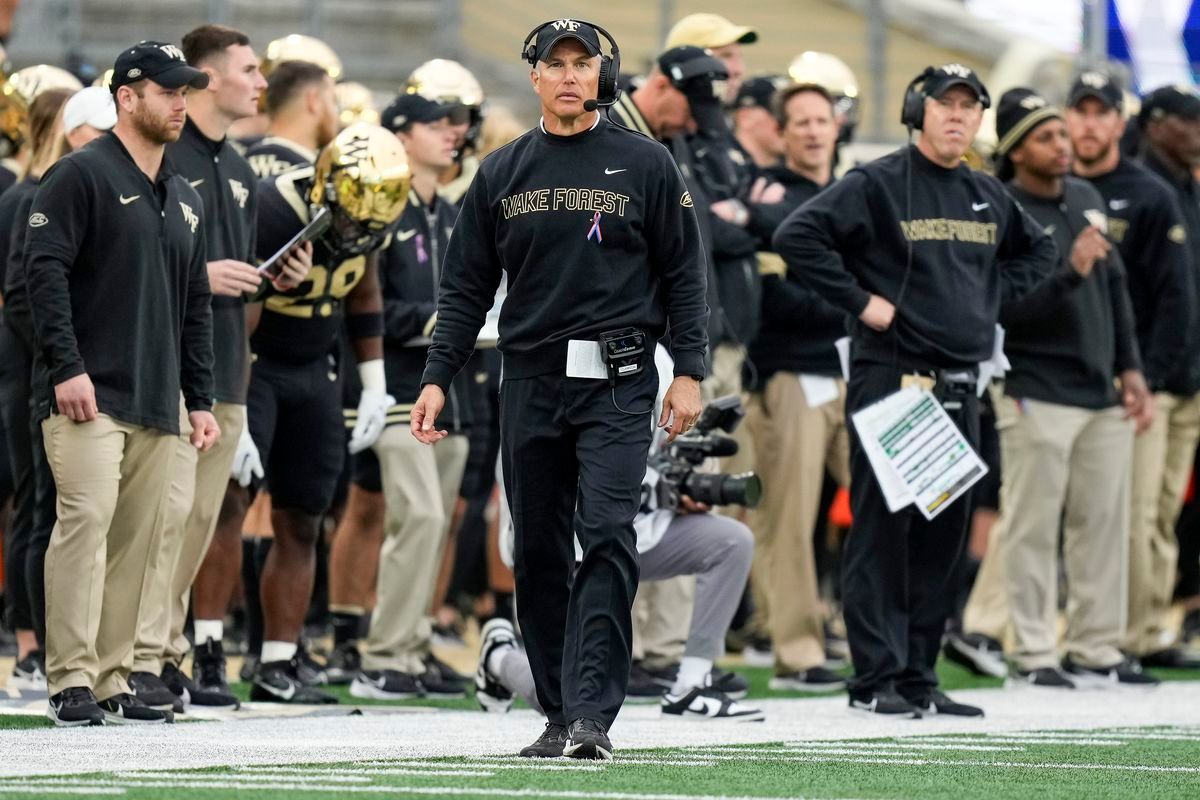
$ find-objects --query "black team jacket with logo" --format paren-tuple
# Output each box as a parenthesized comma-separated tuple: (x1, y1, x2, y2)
(0, 177, 39, 348)
(167, 118, 258, 405)
(245, 136, 317, 180)
(379, 190, 470, 432)
(25, 132, 214, 433)
(422, 116, 709, 392)
(1141, 149, 1200, 394)
(1002, 177, 1140, 409)
(774, 144, 1058, 369)
(1075, 158, 1191, 394)
(747, 167, 846, 387)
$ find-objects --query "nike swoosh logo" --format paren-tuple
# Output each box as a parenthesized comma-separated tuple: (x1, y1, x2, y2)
(1044, 225, 1056, 235)
(119, 194, 140, 205)
(1109, 199, 1129, 210)
(395, 229, 417, 242)
(972, 202, 989, 211)
(189, 178, 205, 187)
(258, 680, 296, 701)
(604, 168, 627, 175)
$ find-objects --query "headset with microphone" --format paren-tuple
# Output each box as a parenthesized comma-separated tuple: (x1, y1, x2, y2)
(521, 19, 622, 112)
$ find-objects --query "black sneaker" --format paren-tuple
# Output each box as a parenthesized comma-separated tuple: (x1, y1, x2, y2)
(1009, 667, 1076, 689)
(98, 692, 174, 724)
(711, 667, 749, 700)
(1139, 647, 1200, 669)
(943, 631, 1008, 678)
(662, 681, 765, 722)
(10, 650, 47, 692)
(160, 663, 194, 707)
(742, 635, 774, 667)
(418, 667, 467, 698)
(251, 660, 338, 704)
(906, 689, 984, 717)
(192, 639, 241, 708)
(292, 642, 328, 686)
(848, 688, 923, 718)
(564, 718, 614, 760)
(349, 669, 422, 700)
(47, 687, 105, 727)
(626, 661, 667, 703)
(1063, 656, 1160, 689)
(239, 654, 258, 683)
(431, 622, 467, 649)
(769, 666, 846, 692)
(475, 618, 516, 713)
(324, 643, 362, 686)
(129, 671, 183, 713)
(424, 652, 469, 684)
(519, 721, 568, 758)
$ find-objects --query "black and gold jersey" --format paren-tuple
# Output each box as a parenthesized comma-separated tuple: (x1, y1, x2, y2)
(253, 165, 372, 363)
(244, 136, 317, 180)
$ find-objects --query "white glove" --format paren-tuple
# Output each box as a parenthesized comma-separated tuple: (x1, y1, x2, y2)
(348, 360, 394, 454)
(231, 424, 264, 487)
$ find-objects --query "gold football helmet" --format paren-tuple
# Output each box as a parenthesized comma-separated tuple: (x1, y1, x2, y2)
(92, 68, 114, 90)
(311, 123, 411, 254)
(335, 81, 379, 129)
(0, 65, 84, 158)
(261, 34, 343, 81)
(405, 59, 484, 153)
(787, 51, 860, 143)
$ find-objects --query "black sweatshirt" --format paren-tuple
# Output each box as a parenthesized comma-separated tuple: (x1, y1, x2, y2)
(379, 190, 471, 432)
(167, 119, 258, 405)
(747, 167, 847, 385)
(422, 117, 709, 391)
(1141, 149, 1200, 394)
(0, 177, 37, 348)
(774, 145, 1058, 369)
(1076, 157, 1192, 393)
(1002, 178, 1140, 409)
(25, 132, 214, 433)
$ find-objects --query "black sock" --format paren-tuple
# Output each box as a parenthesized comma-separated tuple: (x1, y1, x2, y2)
(331, 610, 362, 648)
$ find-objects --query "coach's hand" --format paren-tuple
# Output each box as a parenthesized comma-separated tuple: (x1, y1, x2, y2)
(55, 373, 98, 422)
(859, 294, 896, 332)
(272, 241, 313, 292)
(660, 376, 702, 443)
(208, 259, 263, 297)
(232, 425, 264, 487)
(411, 384, 449, 445)
(1120, 369, 1155, 435)
(188, 410, 221, 452)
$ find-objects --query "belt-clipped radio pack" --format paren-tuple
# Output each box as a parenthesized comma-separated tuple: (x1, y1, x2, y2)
(598, 327, 646, 385)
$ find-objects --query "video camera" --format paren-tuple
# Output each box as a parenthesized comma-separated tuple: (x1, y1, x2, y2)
(649, 395, 763, 510)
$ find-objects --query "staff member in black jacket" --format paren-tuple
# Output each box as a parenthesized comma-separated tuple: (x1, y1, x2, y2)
(412, 19, 708, 760)
(990, 88, 1156, 689)
(774, 64, 1057, 718)
(1067, 73, 1198, 670)
(27, 41, 219, 727)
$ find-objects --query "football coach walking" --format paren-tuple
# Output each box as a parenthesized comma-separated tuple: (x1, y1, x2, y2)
(774, 64, 1056, 719)
(411, 18, 708, 760)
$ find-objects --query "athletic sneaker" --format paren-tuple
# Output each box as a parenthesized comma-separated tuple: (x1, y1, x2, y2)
(129, 671, 182, 713)
(1063, 656, 1160, 689)
(425, 652, 470, 684)
(192, 639, 241, 708)
(662, 682, 765, 722)
(905, 689, 984, 717)
(239, 654, 258, 683)
(324, 643, 362, 686)
(519, 721, 568, 758)
(475, 618, 516, 713)
(1008, 667, 1076, 689)
(98, 692, 174, 724)
(159, 663, 193, 707)
(1139, 646, 1200, 670)
(742, 635, 774, 668)
(769, 666, 846, 692)
(848, 689, 923, 718)
(626, 661, 667, 702)
(350, 669, 422, 700)
(943, 631, 1008, 678)
(47, 687, 105, 727)
(292, 642, 329, 686)
(10, 651, 47, 691)
(251, 660, 338, 704)
(640, 663, 749, 700)
(564, 718, 614, 760)
(431, 622, 467, 649)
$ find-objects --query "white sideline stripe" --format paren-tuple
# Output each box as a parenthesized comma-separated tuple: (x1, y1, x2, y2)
(114, 772, 372, 783)
(227, 767, 497, 778)
(900, 737, 1125, 747)
(465, 756, 718, 767)
(775, 755, 1200, 773)
(248, 762, 603, 773)
(719, 743, 1029, 752)
(988, 732, 1200, 742)
(0, 787, 124, 796)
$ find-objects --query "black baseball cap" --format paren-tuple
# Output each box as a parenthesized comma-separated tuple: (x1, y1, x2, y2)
(922, 63, 991, 108)
(526, 20, 602, 65)
(1139, 84, 1200, 125)
(110, 41, 209, 94)
(382, 92, 465, 132)
(1068, 70, 1123, 111)
(735, 75, 786, 111)
(657, 46, 728, 132)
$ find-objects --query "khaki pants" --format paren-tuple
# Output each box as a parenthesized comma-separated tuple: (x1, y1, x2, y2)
(745, 372, 849, 673)
(43, 412, 176, 697)
(632, 575, 694, 668)
(1126, 391, 1200, 654)
(362, 427, 468, 673)
(996, 395, 1132, 672)
(133, 402, 244, 672)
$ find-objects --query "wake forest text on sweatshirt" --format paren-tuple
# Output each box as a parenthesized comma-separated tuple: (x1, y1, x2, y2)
(422, 116, 709, 392)
(773, 145, 1058, 370)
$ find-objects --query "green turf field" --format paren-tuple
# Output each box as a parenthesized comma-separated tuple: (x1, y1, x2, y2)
(0, 726, 1196, 799)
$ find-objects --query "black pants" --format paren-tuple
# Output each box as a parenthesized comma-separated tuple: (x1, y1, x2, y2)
(843, 360, 978, 699)
(500, 368, 656, 729)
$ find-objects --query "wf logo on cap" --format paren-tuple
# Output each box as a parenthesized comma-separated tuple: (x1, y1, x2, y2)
(1080, 71, 1109, 89)
(159, 44, 186, 61)
(1019, 95, 1047, 110)
(940, 63, 972, 78)
(552, 19, 581, 32)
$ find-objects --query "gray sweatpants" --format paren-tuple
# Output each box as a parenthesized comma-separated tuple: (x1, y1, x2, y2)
(497, 512, 754, 713)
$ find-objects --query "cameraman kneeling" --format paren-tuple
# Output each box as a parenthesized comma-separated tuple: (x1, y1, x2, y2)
(476, 347, 765, 726)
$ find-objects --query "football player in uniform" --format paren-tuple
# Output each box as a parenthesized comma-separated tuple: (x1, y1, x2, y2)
(405, 59, 485, 206)
(244, 59, 339, 180)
